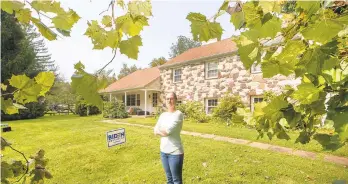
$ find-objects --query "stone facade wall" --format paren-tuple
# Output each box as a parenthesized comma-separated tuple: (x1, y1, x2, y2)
(160, 55, 299, 107)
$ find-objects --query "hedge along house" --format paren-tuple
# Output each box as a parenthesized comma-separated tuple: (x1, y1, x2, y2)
(158, 38, 300, 114)
(99, 67, 161, 116)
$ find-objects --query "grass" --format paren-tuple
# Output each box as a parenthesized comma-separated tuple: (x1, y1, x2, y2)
(117, 117, 348, 157)
(1, 115, 348, 183)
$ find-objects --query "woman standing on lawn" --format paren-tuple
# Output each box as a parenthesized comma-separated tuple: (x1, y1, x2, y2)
(154, 92, 184, 184)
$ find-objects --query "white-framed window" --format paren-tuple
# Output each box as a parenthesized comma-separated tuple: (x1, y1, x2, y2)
(206, 98, 218, 114)
(127, 94, 140, 106)
(251, 62, 262, 73)
(173, 68, 182, 83)
(152, 93, 158, 107)
(250, 96, 264, 112)
(176, 100, 182, 106)
(205, 61, 218, 79)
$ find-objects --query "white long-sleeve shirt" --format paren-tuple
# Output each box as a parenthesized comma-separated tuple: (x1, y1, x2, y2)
(154, 110, 184, 155)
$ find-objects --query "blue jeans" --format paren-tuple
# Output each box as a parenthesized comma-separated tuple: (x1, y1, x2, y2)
(160, 152, 184, 184)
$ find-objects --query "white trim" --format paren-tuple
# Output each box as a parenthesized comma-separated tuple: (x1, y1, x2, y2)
(205, 61, 219, 79)
(205, 98, 218, 114)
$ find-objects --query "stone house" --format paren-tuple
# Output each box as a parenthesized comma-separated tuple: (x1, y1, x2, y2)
(158, 38, 300, 114)
(101, 38, 299, 115)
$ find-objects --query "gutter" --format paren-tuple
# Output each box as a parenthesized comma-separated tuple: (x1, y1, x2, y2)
(159, 50, 238, 69)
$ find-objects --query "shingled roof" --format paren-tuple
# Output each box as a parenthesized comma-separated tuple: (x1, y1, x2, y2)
(100, 67, 160, 93)
(161, 38, 238, 68)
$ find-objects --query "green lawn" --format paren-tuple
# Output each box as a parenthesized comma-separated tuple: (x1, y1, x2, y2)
(117, 117, 348, 157)
(2, 115, 347, 183)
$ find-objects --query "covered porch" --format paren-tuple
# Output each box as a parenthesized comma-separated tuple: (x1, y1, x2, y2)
(107, 88, 161, 116)
(99, 67, 162, 117)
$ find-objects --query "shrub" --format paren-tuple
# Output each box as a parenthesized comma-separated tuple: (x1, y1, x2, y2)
(1, 102, 46, 121)
(212, 94, 244, 122)
(75, 100, 100, 116)
(154, 106, 165, 119)
(103, 100, 128, 119)
(177, 101, 209, 123)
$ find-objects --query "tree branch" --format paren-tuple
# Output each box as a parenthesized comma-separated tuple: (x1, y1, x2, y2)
(97, 50, 118, 75)
(1, 137, 29, 183)
(99, 0, 113, 15)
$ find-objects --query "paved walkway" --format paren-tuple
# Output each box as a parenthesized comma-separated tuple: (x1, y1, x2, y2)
(102, 120, 348, 167)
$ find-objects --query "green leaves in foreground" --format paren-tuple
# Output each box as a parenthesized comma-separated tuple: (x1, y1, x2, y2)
(186, 12, 223, 42)
(1, 0, 80, 41)
(71, 62, 108, 110)
(1, 72, 55, 115)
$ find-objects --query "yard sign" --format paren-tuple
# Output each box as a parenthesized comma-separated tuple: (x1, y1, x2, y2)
(106, 128, 126, 148)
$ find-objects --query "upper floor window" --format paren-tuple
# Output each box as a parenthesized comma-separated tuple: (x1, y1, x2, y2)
(251, 62, 262, 74)
(205, 61, 218, 79)
(173, 68, 182, 83)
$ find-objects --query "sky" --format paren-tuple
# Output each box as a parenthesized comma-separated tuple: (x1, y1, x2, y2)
(44, 0, 239, 81)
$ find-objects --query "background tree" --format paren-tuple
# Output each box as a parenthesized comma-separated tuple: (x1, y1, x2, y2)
(117, 63, 141, 80)
(148, 56, 167, 67)
(1, 10, 36, 83)
(95, 69, 117, 84)
(45, 81, 76, 113)
(169, 35, 201, 58)
(25, 24, 58, 74)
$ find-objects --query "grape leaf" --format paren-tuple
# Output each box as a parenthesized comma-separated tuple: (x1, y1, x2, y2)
(296, 1, 320, 16)
(56, 29, 71, 36)
(313, 134, 344, 150)
(242, 2, 262, 28)
(261, 59, 291, 78)
(84, 20, 109, 49)
(102, 15, 113, 27)
(296, 131, 311, 144)
(15, 8, 31, 24)
(71, 62, 106, 109)
(119, 36, 142, 60)
(1, 97, 19, 115)
(301, 15, 348, 44)
(253, 101, 267, 117)
(186, 12, 223, 42)
(31, 18, 57, 41)
(323, 58, 340, 70)
(13, 81, 42, 104)
(237, 43, 258, 70)
(128, 0, 152, 17)
(117, 0, 125, 9)
(116, 14, 149, 36)
(230, 11, 244, 30)
(329, 111, 348, 141)
(0, 0, 24, 14)
(260, 16, 281, 39)
(298, 41, 337, 75)
(34, 72, 55, 96)
(259, 1, 281, 14)
(51, 9, 80, 31)
(276, 40, 306, 63)
(262, 96, 288, 121)
(31, 0, 64, 14)
(292, 83, 321, 105)
(1, 83, 7, 91)
(9, 74, 30, 89)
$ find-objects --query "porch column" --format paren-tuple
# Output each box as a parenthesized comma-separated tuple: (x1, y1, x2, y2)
(144, 89, 147, 117)
(124, 91, 127, 110)
(109, 93, 112, 102)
